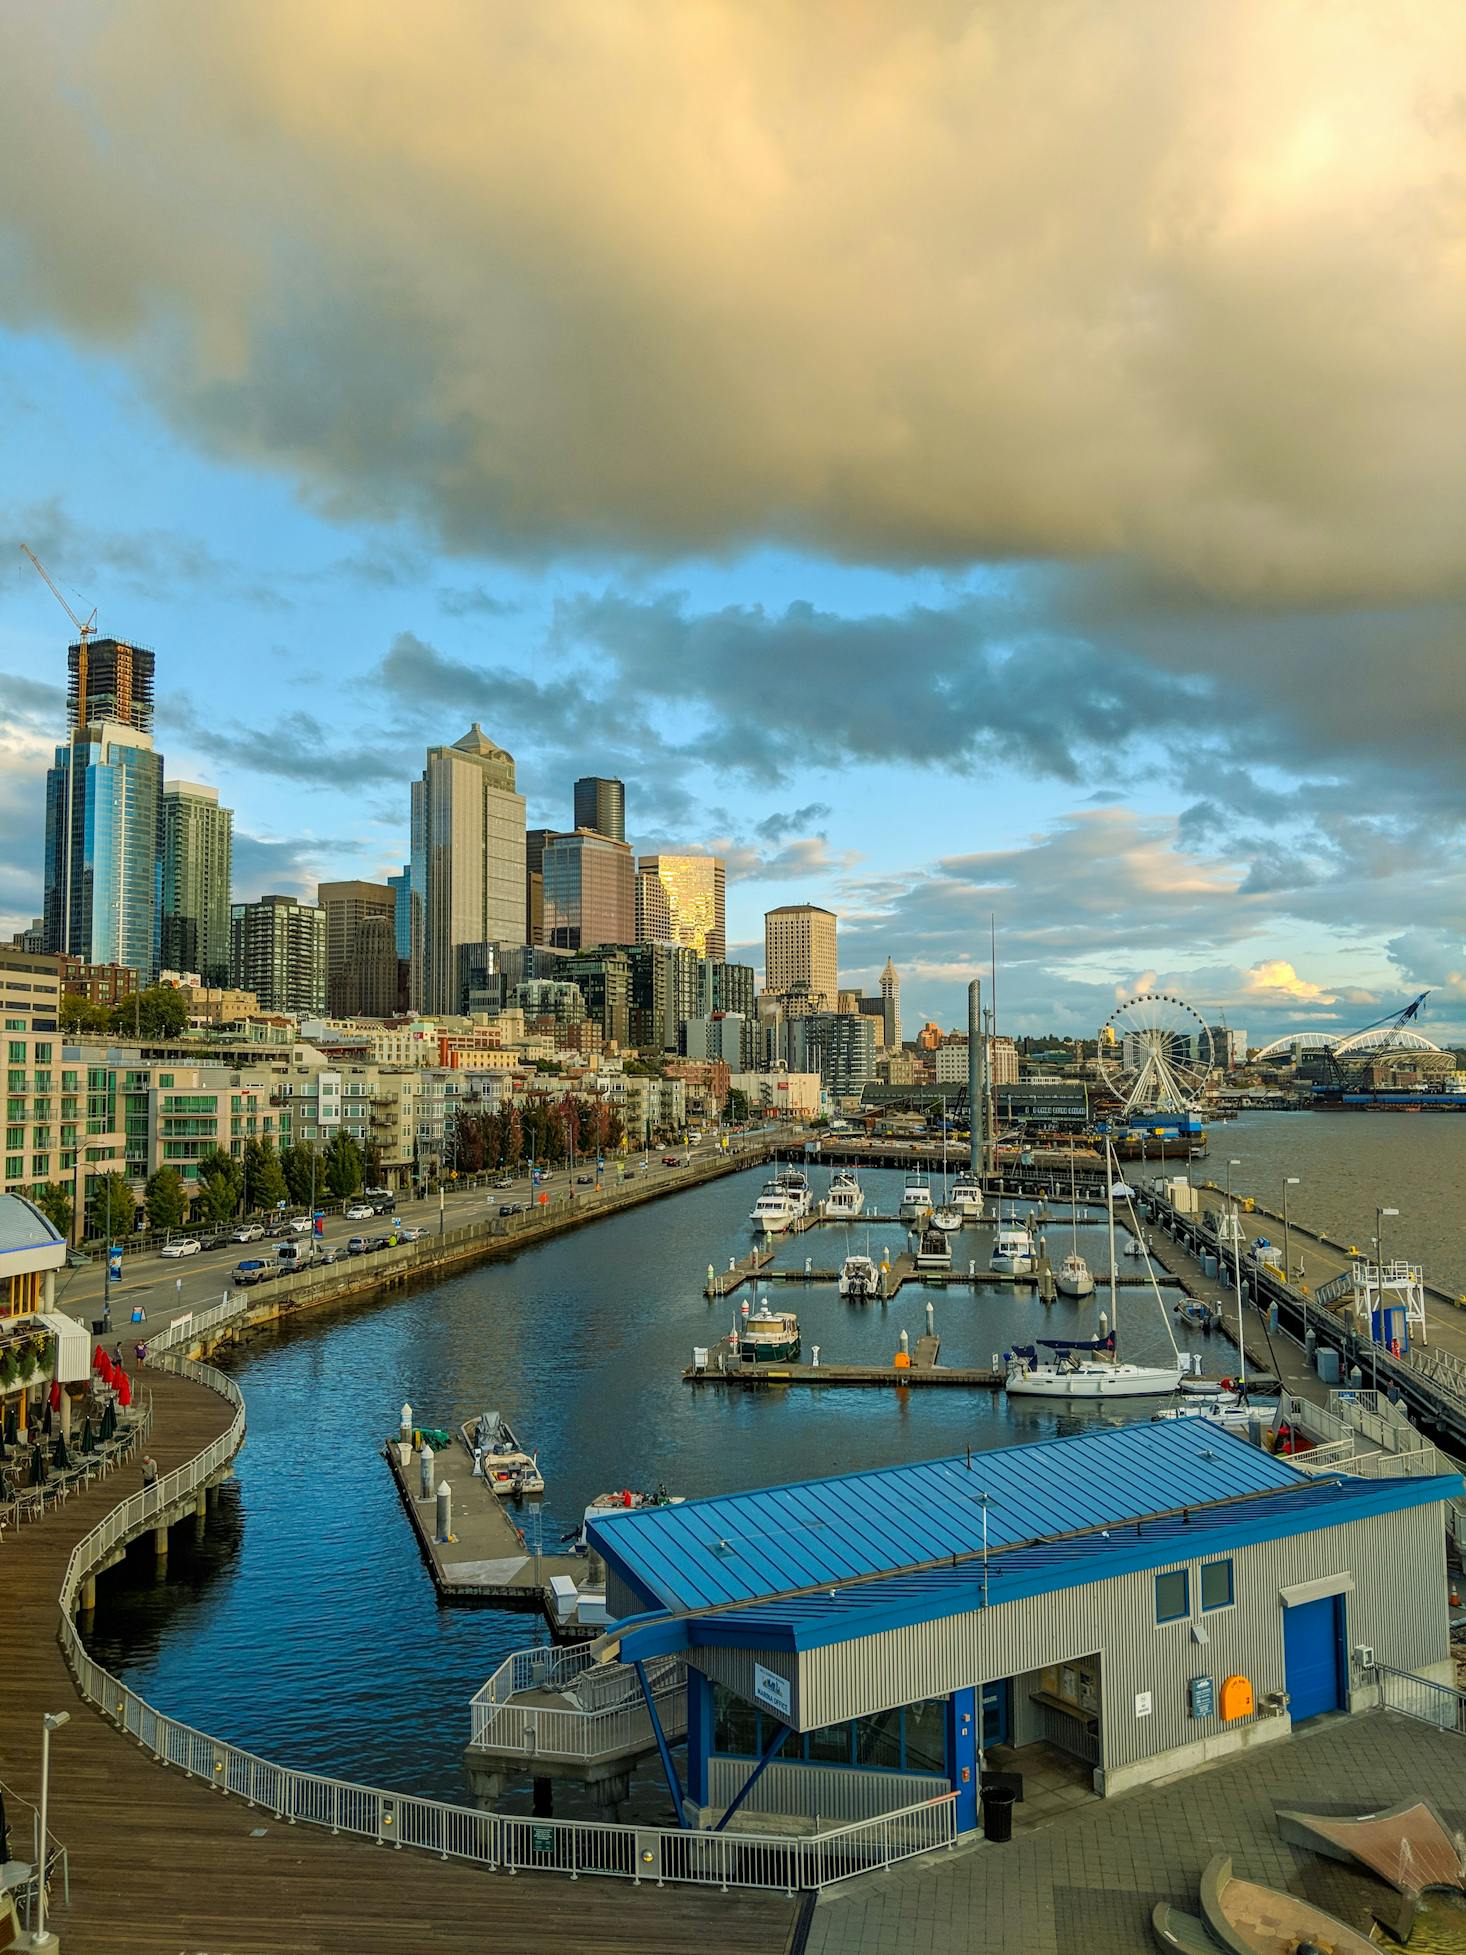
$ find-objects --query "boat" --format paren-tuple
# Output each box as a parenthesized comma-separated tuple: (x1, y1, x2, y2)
(569, 1486, 683, 1550)
(951, 1169, 985, 1220)
(1154, 1392, 1281, 1430)
(776, 1168, 813, 1218)
(914, 1223, 952, 1269)
(738, 1301, 801, 1363)
(749, 1183, 798, 1235)
(931, 1204, 963, 1234)
(990, 1214, 1037, 1275)
(1054, 1154, 1094, 1296)
(822, 1170, 865, 1220)
(466, 1411, 545, 1496)
(899, 1175, 933, 1220)
(838, 1252, 881, 1300)
(1005, 1145, 1186, 1400)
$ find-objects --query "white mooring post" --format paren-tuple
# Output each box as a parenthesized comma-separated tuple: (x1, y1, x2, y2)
(419, 1443, 435, 1499)
(400, 1402, 413, 1443)
(436, 1481, 452, 1542)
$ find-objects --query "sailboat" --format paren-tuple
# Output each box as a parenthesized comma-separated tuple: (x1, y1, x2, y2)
(930, 1101, 962, 1231)
(1054, 1153, 1094, 1297)
(1005, 1144, 1186, 1398)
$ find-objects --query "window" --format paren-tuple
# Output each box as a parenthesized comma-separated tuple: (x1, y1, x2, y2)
(710, 1685, 945, 1774)
(1201, 1559, 1234, 1611)
(1155, 1570, 1189, 1623)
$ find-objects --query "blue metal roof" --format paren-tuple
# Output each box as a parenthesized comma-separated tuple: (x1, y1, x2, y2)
(589, 1418, 1309, 1615)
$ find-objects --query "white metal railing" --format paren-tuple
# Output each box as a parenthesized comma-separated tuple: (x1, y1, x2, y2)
(53, 1351, 957, 1890)
(146, 1294, 254, 1355)
(1374, 1665, 1466, 1737)
(469, 1658, 688, 1762)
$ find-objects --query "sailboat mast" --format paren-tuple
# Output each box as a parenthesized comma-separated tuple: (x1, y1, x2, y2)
(1106, 1139, 1119, 1337)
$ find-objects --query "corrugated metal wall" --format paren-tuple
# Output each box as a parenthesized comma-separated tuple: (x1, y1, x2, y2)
(690, 1645, 797, 1703)
(707, 1757, 947, 1823)
(789, 1506, 1447, 1774)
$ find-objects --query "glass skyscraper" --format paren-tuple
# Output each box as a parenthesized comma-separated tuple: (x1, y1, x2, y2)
(161, 780, 234, 983)
(572, 776, 625, 844)
(542, 829, 635, 950)
(409, 725, 527, 1013)
(636, 853, 726, 960)
(44, 721, 164, 979)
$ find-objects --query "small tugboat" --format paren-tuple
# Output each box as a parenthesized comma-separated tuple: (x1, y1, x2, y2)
(951, 1168, 985, 1220)
(822, 1170, 866, 1220)
(466, 1410, 545, 1496)
(899, 1175, 933, 1220)
(738, 1300, 801, 1363)
(915, 1222, 953, 1269)
(839, 1252, 881, 1299)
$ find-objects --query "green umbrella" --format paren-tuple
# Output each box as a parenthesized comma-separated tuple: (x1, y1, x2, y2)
(52, 1433, 70, 1470)
(100, 1399, 116, 1441)
(79, 1416, 95, 1454)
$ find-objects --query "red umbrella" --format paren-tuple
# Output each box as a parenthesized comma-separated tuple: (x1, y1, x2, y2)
(116, 1370, 133, 1409)
(93, 1345, 107, 1372)
(49, 1377, 61, 1411)
(96, 1352, 114, 1388)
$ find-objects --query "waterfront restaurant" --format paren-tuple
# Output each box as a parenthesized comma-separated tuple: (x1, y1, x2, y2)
(589, 1420, 1458, 1834)
(0, 1193, 84, 1439)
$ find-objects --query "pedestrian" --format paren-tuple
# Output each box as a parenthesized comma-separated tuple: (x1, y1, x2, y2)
(113, 1342, 124, 1367)
(134, 1340, 148, 1363)
(141, 1454, 158, 1488)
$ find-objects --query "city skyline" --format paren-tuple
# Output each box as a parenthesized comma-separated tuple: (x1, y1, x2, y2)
(1, 7, 1462, 1045)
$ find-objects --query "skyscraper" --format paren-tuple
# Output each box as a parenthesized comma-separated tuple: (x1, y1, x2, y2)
(764, 904, 838, 1013)
(318, 880, 399, 1017)
(44, 721, 163, 979)
(635, 853, 726, 961)
(66, 636, 155, 735)
(542, 829, 635, 950)
(572, 776, 625, 844)
(525, 826, 556, 947)
(409, 725, 527, 1013)
(880, 957, 901, 1051)
(161, 781, 234, 984)
(229, 894, 327, 1015)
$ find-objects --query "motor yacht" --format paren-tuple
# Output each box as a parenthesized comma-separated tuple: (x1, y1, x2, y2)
(738, 1301, 801, 1364)
(990, 1219, 1037, 1276)
(915, 1223, 952, 1269)
(838, 1253, 881, 1300)
(822, 1170, 865, 1220)
(749, 1183, 797, 1235)
(951, 1170, 985, 1220)
(899, 1175, 933, 1221)
(776, 1168, 813, 1218)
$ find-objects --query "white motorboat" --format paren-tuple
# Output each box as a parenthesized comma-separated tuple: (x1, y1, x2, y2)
(838, 1252, 881, 1300)
(822, 1170, 865, 1220)
(779, 1168, 814, 1217)
(951, 1170, 985, 1220)
(1054, 1251, 1095, 1298)
(572, 1486, 683, 1550)
(899, 1176, 933, 1221)
(915, 1222, 953, 1269)
(750, 1184, 797, 1235)
(1122, 1233, 1146, 1258)
(990, 1218, 1037, 1275)
(1154, 1393, 1281, 1430)
(466, 1411, 546, 1496)
(931, 1204, 963, 1234)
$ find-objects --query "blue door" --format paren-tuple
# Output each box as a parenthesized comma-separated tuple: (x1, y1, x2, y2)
(1283, 1596, 1344, 1721)
(981, 1679, 1011, 1748)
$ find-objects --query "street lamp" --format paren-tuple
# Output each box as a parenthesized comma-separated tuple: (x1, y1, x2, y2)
(35, 1708, 69, 1949)
(1224, 1158, 1245, 1390)
(1282, 1177, 1300, 1284)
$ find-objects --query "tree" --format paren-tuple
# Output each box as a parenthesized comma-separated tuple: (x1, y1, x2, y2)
(145, 1166, 188, 1232)
(107, 984, 189, 1040)
(726, 1088, 750, 1125)
(362, 1139, 384, 1186)
(60, 993, 110, 1034)
(194, 1147, 241, 1225)
(281, 1143, 321, 1206)
(86, 1172, 136, 1242)
(323, 1132, 363, 1200)
(244, 1138, 288, 1213)
(32, 1180, 73, 1239)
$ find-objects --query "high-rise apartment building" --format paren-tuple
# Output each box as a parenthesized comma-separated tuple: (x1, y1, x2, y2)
(66, 636, 155, 735)
(0, 947, 124, 1221)
(161, 781, 233, 985)
(542, 830, 635, 951)
(712, 961, 756, 1023)
(880, 957, 901, 1051)
(636, 853, 726, 961)
(318, 881, 399, 1018)
(409, 725, 527, 1014)
(229, 895, 327, 1015)
(558, 947, 631, 1045)
(43, 720, 163, 980)
(764, 904, 838, 1014)
(572, 776, 625, 844)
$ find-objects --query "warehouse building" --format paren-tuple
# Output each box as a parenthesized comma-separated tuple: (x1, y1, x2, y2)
(588, 1420, 1456, 1834)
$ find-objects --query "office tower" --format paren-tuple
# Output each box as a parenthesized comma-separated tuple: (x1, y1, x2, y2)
(526, 827, 555, 947)
(764, 904, 838, 1014)
(572, 776, 625, 844)
(542, 830, 635, 950)
(388, 865, 412, 1009)
(409, 725, 527, 1014)
(880, 957, 901, 1050)
(635, 853, 726, 961)
(318, 880, 398, 1017)
(44, 720, 163, 979)
(229, 894, 327, 1015)
(66, 636, 155, 735)
(558, 947, 631, 1045)
(161, 781, 234, 985)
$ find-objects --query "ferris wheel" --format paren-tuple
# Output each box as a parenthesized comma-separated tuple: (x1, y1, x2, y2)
(1097, 993, 1214, 1116)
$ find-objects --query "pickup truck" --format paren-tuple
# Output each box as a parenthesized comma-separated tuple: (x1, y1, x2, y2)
(233, 1258, 268, 1286)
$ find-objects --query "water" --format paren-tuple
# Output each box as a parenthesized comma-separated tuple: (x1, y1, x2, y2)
(83, 1118, 1466, 1804)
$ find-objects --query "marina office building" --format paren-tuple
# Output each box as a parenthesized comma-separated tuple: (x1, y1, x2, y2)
(589, 1421, 1456, 1835)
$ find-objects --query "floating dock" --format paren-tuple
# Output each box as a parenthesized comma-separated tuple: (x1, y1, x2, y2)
(684, 1331, 1003, 1390)
(711, 1246, 1184, 1302)
(383, 1427, 595, 1633)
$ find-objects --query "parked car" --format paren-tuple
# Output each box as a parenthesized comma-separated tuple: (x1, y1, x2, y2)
(662, 1155, 680, 1166)
(494, 1174, 515, 1188)
(576, 1174, 594, 1186)
(346, 1235, 370, 1255)
(345, 1205, 374, 1221)
(289, 1215, 311, 1234)
(363, 1186, 391, 1200)
(314, 1245, 338, 1265)
(232, 1259, 267, 1286)
(232, 1224, 265, 1243)
(399, 1225, 426, 1241)
(160, 1238, 202, 1258)
(370, 1233, 398, 1251)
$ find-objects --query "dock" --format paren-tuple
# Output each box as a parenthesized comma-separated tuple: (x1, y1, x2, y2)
(711, 1245, 1185, 1301)
(684, 1331, 1003, 1390)
(383, 1427, 593, 1630)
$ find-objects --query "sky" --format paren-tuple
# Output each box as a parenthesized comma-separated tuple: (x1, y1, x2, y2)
(1, 1, 1463, 1044)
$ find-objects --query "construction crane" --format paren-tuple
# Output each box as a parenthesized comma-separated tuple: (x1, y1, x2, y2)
(21, 544, 99, 726)
(1316, 992, 1434, 1099)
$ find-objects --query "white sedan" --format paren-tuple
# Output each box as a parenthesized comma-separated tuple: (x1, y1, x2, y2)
(345, 1204, 375, 1220)
(160, 1238, 202, 1258)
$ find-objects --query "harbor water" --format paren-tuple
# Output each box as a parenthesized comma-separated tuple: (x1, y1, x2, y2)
(82, 1118, 1466, 1804)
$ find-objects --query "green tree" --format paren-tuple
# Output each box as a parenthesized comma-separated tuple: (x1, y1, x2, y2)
(281, 1143, 321, 1206)
(145, 1166, 189, 1232)
(108, 984, 189, 1040)
(86, 1172, 136, 1242)
(323, 1132, 363, 1200)
(32, 1180, 73, 1239)
(60, 992, 110, 1035)
(244, 1138, 289, 1213)
(194, 1146, 241, 1225)
(725, 1088, 750, 1124)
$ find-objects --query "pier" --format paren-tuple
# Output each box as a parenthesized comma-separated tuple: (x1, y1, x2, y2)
(685, 1330, 1003, 1389)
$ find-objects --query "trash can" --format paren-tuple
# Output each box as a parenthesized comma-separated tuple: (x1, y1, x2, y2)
(980, 1784, 1016, 1842)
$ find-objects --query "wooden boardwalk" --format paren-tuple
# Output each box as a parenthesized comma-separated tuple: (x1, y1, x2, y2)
(1, 1368, 801, 1955)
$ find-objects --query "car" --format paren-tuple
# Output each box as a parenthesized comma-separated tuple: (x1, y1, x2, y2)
(160, 1238, 202, 1258)
(289, 1215, 311, 1233)
(345, 1205, 374, 1221)
(346, 1235, 370, 1255)
(576, 1173, 595, 1186)
(232, 1258, 267, 1286)
(314, 1245, 338, 1265)
(399, 1225, 426, 1241)
(662, 1155, 680, 1167)
(494, 1175, 515, 1188)
(264, 1221, 290, 1238)
(371, 1199, 395, 1215)
(363, 1185, 391, 1200)
(232, 1224, 265, 1243)
(370, 1233, 398, 1251)
(498, 1202, 516, 1216)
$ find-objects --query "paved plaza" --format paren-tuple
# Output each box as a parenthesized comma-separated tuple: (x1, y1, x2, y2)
(807, 1711, 1466, 1954)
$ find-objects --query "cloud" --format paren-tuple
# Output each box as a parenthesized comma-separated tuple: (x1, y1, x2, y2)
(1242, 959, 1334, 1004)
(3, 4, 1465, 601)
(232, 830, 366, 903)
(755, 804, 831, 845)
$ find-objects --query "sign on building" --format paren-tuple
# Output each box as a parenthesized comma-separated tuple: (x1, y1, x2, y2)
(753, 1661, 791, 1720)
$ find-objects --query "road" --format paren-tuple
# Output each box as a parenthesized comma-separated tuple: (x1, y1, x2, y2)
(53, 1134, 782, 1343)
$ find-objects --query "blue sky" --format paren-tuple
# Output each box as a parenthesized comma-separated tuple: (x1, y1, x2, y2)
(1, 5, 1462, 1043)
